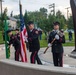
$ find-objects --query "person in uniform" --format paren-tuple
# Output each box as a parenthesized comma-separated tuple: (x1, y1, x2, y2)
(68, 30, 73, 41)
(38, 29, 42, 40)
(7, 30, 21, 61)
(15, 28, 20, 41)
(27, 21, 42, 65)
(48, 22, 65, 67)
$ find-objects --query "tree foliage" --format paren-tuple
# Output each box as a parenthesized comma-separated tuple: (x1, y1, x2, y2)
(67, 16, 74, 29)
(56, 10, 66, 29)
(0, 8, 8, 30)
(0, 7, 74, 32)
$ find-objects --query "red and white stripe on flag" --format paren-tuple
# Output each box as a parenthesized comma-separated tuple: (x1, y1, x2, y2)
(20, 25, 28, 62)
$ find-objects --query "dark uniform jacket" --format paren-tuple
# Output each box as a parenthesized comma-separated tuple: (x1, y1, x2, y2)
(48, 30, 65, 53)
(15, 33, 20, 41)
(9, 34, 21, 50)
(28, 29, 40, 52)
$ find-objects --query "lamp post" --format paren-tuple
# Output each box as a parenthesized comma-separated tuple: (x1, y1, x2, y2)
(49, 3, 55, 15)
(65, 7, 70, 19)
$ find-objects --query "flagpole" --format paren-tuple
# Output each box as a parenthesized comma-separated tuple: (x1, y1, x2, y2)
(19, 0, 21, 12)
(19, 0, 22, 31)
(19, 0, 28, 62)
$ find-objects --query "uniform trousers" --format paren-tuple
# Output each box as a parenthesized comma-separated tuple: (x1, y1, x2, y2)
(52, 52, 63, 67)
(15, 49, 21, 61)
(30, 51, 42, 65)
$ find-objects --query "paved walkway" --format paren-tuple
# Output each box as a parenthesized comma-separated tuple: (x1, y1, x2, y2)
(0, 44, 76, 68)
(39, 47, 76, 68)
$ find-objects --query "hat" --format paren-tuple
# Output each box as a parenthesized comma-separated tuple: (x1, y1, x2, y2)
(53, 21, 60, 26)
(6, 30, 12, 34)
(15, 28, 19, 31)
(27, 21, 34, 26)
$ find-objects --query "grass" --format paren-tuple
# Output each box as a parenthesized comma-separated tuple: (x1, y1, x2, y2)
(0, 31, 75, 47)
(0, 31, 15, 44)
(63, 32, 75, 46)
(63, 42, 75, 46)
(65, 32, 74, 41)
(40, 34, 48, 48)
(0, 31, 4, 44)
(40, 32, 75, 47)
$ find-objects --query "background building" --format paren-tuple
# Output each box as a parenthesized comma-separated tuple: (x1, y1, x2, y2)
(8, 17, 17, 30)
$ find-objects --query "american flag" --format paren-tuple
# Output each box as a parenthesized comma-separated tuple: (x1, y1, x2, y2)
(19, 1, 28, 62)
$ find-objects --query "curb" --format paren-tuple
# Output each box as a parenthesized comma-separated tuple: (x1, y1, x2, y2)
(69, 52, 76, 59)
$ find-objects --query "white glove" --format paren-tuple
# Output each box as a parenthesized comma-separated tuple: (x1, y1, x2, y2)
(48, 43, 52, 47)
(55, 35, 59, 40)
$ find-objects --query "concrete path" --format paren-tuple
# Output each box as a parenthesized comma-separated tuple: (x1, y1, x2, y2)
(39, 47, 76, 68)
(0, 44, 76, 68)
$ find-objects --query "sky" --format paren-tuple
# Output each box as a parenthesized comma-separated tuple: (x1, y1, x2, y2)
(0, 0, 71, 18)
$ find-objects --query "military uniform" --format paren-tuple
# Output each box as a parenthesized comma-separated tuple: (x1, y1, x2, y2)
(48, 30, 65, 67)
(9, 34, 21, 61)
(28, 29, 42, 64)
(15, 33, 20, 41)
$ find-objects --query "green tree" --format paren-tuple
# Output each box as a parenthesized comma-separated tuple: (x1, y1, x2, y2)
(48, 14, 56, 31)
(56, 10, 66, 29)
(67, 16, 74, 29)
(14, 15, 20, 19)
(24, 11, 29, 25)
(28, 8, 48, 30)
(40, 7, 48, 18)
(24, 10, 30, 30)
(0, 8, 8, 30)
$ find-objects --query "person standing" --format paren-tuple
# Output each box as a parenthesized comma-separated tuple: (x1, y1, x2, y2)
(7, 30, 21, 61)
(28, 21, 42, 65)
(68, 30, 73, 41)
(15, 28, 20, 41)
(48, 22, 65, 67)
(39, 29, 42, 40)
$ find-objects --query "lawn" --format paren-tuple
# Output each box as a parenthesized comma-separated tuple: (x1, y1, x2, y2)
(0, 31, 4, 44)
(63, 32, 75, 46)
(40, 32, 75, 47)
(0, 31, 75, 47)
(40, 33, 48, 48)
(64, 32, 74, 41)
(0, 31, 15, 44)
